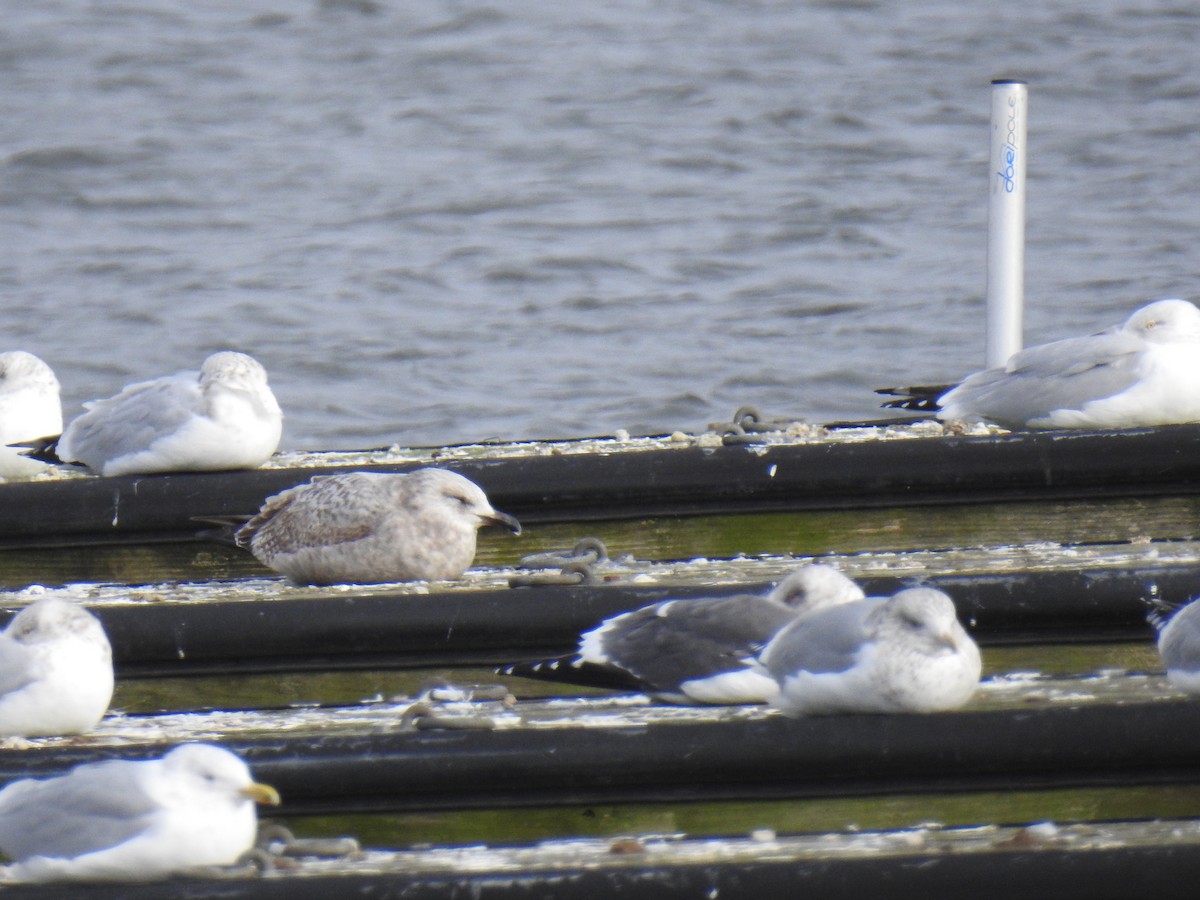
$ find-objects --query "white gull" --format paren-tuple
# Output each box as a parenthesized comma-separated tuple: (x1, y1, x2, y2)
(1151, 597, 1200, 694)
(53, 351, 282, 476)
(0, 351, 62, 478)
(881, 299, 1200, 429)
(0, 597, 113, 738)
(760, 586, 981, 715)
(0, 744, 280, 883)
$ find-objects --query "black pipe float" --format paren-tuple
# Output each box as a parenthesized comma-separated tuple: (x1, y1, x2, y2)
(4, 424, 1200, 547)
(1, 841, 1199, 900)
(34, 563, 1189, 678)
(3, 700, 1200, 814)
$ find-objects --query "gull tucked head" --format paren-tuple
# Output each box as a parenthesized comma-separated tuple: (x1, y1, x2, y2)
(0, 352, 59, 396)
(199, 352, 282, 415)
(6, 598, 109, 651)
(199, 351, 270, 388)
(768, 564, 865, 615)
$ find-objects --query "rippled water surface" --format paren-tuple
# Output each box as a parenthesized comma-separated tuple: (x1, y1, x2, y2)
(3, 0, 1199, 448)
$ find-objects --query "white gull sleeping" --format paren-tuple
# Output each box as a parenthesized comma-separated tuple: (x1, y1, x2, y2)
(500, 564, 866, 704)
(1150, 597, 1200, 695)
(50, 351, 282, 476)
(880, 299, 1200, 429)
(0, 351, 62, 477)
(237, 468, 521, 586)
(0, 598, 113, 738)
(760, 586, 981, 715)
(0, 744, 280, 883)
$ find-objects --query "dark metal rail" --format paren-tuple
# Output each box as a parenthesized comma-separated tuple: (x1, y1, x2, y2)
(37, 563, 1186, 677)
(3, 424, 1200, 546)
(3, 700, 1200, 814)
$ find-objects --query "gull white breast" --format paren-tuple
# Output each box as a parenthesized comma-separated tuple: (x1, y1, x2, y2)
(0, 597, 113, 738)
(760, 586, 981, 715)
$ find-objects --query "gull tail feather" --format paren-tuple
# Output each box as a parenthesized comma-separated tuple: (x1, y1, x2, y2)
(191, 515, 254, 547)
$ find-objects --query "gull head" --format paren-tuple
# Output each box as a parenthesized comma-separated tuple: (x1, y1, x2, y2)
(199, 351, 283, 424)
(199, 352, 274, 394)
(407, 468, 521, 535)
(6, 598, 109, 651)
(769, 564, 865, 614)
(1124, 299, 1200, 343)
(871, 587, 973, 655)
(0, 352, 59, 395)
(158, 744, 280, 810)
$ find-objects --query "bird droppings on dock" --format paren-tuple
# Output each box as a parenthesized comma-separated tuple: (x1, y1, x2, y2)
(243, 419, 1006, 475)
(70, 818, 1200, 883)
(0, 668, 1178, 753)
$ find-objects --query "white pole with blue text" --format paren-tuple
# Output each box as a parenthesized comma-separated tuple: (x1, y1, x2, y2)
(986, 79, 1027, 367)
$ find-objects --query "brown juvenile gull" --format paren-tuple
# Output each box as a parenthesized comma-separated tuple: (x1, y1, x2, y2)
(49, 351, 282, 476)
(879, 299, 1200, 429)
(237, 467, 522, 585)
(760, 586, 981, 715)
(0, 597, 113, 738)
(500, 564, 866, 704)
(0, 744, 280, 883)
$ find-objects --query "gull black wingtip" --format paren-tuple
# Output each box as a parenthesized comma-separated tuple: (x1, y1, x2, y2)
(10, 434, 66, 465)
(874, 384, 953, 412)
(498, 657, 646, 693)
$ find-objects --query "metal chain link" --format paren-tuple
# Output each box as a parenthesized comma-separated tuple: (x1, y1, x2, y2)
(509, 537, 610, 587)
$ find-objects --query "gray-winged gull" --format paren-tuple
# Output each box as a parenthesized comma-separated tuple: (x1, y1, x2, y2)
(760, 586, 981, 715)
(0, 351, 62, 477)
(1150, 597, 1200, 694)
(237, 467, 521, 585)
(0, 744, 280, 883)
(880, 299, 1200, 429)
(500, 564, 866, 704)
(49, 351, 282, 476)
(0, 598, 113, 738)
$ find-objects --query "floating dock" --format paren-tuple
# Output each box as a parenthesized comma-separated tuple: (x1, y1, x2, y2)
(1, 421, 1199, 896)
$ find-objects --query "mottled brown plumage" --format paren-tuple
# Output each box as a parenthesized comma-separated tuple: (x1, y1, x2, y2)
(238, 468, 520, 585)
